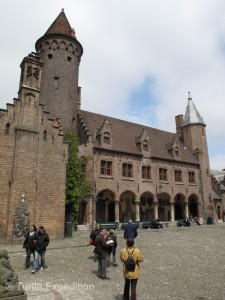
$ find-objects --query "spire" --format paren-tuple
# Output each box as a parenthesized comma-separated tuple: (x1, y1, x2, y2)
(183, 92, 205, 126)
(44, 9, 76, 39)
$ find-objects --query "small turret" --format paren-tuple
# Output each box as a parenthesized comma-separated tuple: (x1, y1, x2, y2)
(35, 9, 83, 129)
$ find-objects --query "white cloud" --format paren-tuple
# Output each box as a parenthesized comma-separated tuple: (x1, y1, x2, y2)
(0, 0, 224, 170)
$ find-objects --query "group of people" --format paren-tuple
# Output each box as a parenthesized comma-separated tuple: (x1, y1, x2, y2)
(23, 225, 49, 274)
(90, 220, 144, 300)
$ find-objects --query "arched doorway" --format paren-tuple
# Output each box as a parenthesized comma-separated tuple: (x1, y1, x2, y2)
(140, 192, 154, 221)
(188, 194, 198, 218)
(174, 194, 185, 220)
(157, 192, 171, 221)
(96, 189, 115, 223)
(120, 191, 136, 222)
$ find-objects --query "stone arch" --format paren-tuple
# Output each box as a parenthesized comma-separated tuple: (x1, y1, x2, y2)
(60, 41, 66, 50)
(68, 43, 74, 53)
(51, 40, 58, 50)
(158, 192, 171, 221)
(44, 41, 50, 49)
(119, 190, 137, 222)
(188, 194, 199, 218)
(174, 193, 186, 220)
(96, 189, 115, 223)
(140, 192, 154, 221)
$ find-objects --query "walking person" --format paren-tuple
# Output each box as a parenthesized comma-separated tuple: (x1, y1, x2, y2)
(32, 225, 50, 274)
(23, 225, 37, 269)
(124, 220, 138, 240)
(95, 229, 113, 280)
(120, 238, 144, 300)
(106, 229, 118, 267)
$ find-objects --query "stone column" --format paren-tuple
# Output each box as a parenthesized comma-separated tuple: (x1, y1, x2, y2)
(170, 202, 175, 221)
(197, 202, 202, 218)
(114, 201, 120, 222)
(91, 197, 96, 230)
(153, 201, 158, 220)
(185, 202, 189, 218)
(135, 201, 140, 222)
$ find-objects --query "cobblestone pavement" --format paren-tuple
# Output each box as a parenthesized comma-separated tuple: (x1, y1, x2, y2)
(2, 223, 225, 300)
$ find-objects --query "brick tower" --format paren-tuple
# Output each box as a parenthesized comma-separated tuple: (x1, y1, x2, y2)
(181, 92, 212, 220)
(35, 9, 83, 129)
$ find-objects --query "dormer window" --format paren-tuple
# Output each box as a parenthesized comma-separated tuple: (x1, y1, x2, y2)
(143, 140, 149, 152)
(103, 132, 110, 145)
(174, 147, 180, 158)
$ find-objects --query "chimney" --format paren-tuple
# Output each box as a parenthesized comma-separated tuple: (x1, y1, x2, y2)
(175, 115, 183, 133)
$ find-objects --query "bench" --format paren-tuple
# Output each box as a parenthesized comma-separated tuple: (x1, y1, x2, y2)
(98, 222, 118, 230)
(177, 219, 190, 227)
(142, 221, 163, 229)
(142, 221, 156, 229)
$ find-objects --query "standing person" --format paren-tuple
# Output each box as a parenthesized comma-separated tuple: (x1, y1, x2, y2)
(23, 225, 37, 269)
(95, 229, 113, 280)
(32, 225, 50, 274)
(124, 220, 138, 240)
(90, 224, 100, 262)
(106, 229, 118, 267)
(120, 238, 144, 300)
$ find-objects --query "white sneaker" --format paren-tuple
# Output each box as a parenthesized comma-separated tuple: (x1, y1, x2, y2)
(40, 267, 43, 270)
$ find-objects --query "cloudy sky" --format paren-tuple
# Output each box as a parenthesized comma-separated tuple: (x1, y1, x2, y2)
(0, 0, 225, 170)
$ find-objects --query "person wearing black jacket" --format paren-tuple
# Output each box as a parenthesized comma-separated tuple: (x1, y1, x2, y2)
(124, 220, 138, 240)
(90, 224, 100, 262)
(32, 225, 49, 274)
(23, 225, 37, 269)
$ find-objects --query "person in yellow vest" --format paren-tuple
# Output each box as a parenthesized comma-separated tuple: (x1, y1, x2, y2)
(120, 238, 144, 300)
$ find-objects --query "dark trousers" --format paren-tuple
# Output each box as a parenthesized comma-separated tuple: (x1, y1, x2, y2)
(25, 248, 34, 268)
(123, 278, 138, 300)
(98, 258, 107, 278)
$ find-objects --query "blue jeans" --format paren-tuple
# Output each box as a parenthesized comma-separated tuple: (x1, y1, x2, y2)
(33, 250, 46, 272)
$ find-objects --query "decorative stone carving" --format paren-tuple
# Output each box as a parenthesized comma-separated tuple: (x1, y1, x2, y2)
(0, 249, 25, 298)
(13, 194, 30, 241)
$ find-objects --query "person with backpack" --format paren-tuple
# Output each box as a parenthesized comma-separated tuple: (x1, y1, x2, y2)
(120, 238, 144, 300)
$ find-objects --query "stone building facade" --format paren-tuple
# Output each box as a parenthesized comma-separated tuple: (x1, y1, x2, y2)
(0, 10, 214, 242)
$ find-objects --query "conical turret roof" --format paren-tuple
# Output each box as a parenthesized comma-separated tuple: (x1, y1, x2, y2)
(183, 92, 205, 126)
(44, 9, 75, 39)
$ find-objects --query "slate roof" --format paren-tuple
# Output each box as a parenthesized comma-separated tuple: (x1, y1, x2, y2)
(183, 93, 205, 126)
(79, 110, 200, 165)
(44, 9, 75, 39)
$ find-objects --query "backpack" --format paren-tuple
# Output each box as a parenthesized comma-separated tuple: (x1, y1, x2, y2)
(124, 248, 136, 272)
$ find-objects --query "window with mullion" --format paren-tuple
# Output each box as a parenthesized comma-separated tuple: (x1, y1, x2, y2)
(101, 160, 112, 176)
(122, 163, 133, 178)
(142, 166, 151, 180)
(188, 171, 195, 184)
(159, 168, 168, 181)
(175, 170, 182, 182)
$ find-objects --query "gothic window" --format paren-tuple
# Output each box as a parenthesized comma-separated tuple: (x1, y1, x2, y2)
(5, 123, 10, 134)
(188, 172, 195, 184)
(53, 77, 59, 89)
(122, 163, 133, 178)
(100, 160, 112, 176)
(175, 170, 182, 182)
(103, 132, 110, 145)
(67, 56, 71, 62)
(142, 166, 151, 180)
(159, 168, 168, 181)
(143, 140, 149, 152)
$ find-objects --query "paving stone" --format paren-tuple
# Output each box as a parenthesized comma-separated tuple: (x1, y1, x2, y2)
(1, 224, 225, 299)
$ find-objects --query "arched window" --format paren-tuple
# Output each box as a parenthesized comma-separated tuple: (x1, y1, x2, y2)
(143, 140, 149, 151)
(103, 132, 110, 145)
